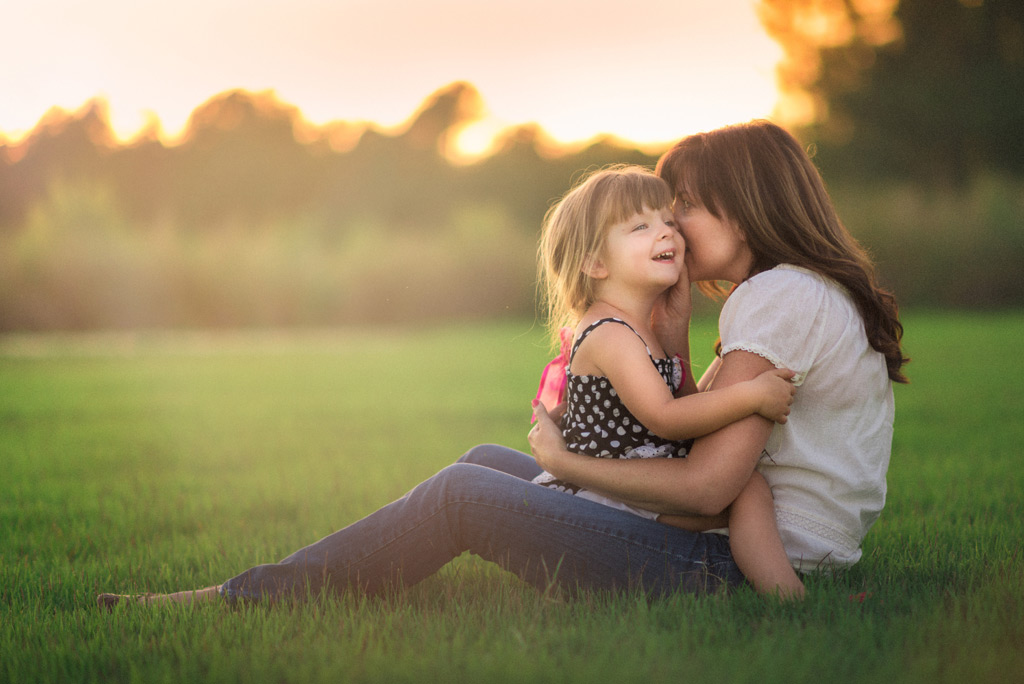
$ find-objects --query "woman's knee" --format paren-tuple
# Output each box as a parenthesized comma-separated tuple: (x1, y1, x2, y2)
(456, 444, 541, 480)
(458, 443, 509, 466)
(424, 462, 509, 509)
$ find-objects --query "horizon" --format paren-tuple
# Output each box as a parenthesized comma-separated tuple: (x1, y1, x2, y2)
(1, 0, 786, 159)
(0, 82, 732, 164)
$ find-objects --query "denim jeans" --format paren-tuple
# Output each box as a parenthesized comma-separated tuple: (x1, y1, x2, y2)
(219, 444, 746, 601)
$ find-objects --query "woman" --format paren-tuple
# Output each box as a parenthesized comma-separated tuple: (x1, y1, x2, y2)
(530, 120, 906, 576)
(98, 120, 906, 607)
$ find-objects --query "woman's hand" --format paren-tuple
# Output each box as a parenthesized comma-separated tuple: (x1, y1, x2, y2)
(529, 400, 567, 473)
(652, 269, 692, 358)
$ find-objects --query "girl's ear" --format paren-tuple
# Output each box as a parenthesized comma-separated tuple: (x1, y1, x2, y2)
(583, 255, 608, 280)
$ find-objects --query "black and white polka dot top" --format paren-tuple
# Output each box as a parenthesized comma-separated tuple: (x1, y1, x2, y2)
(533, 318, 690, 497)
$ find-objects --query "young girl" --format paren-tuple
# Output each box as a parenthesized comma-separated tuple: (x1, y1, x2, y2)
(531, 165, 804, 598)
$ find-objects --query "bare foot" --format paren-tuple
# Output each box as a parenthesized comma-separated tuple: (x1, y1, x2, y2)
(97, 585, 222, 609)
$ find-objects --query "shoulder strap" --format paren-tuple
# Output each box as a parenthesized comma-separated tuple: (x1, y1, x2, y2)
(570, 317, 655, 365)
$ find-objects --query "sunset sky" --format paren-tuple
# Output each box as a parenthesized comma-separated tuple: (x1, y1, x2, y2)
(2, 0, 785, 155)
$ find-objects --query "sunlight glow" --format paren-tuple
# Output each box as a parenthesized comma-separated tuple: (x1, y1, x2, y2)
(1, 0, 786, 152)
(450, 119, 508, 163)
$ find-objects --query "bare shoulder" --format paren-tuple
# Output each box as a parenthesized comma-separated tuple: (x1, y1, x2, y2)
(571, 317, 652, 377)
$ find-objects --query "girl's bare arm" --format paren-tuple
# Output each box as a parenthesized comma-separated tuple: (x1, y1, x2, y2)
(529, 350, 777, 517)
(585, 326, 793, 441)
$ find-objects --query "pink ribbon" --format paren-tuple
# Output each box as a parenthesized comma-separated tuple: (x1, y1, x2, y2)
(532, 327, 573, 421)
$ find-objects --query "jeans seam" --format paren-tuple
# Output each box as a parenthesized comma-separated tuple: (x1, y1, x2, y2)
(451, 493, 718, 567)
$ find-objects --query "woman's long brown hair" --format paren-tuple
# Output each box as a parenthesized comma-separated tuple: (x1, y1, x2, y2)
(656, 120, 909, 383)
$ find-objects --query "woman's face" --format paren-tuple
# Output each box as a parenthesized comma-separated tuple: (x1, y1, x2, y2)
(672, 196, 753, 284)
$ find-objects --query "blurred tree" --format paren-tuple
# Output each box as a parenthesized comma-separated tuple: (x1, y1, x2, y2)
(0, 100, 118, 229)
(761, 0, 1024, 185)
(170, 89, 325, 227)
(464, 125, 658, 233)
(326, 82, 480, 231)
(399, 81, 483, 155)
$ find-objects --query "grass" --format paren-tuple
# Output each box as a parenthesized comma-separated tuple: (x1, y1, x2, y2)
(1, 312, 1021, 684)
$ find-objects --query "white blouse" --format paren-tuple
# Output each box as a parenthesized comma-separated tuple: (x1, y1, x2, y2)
(719, 264, 895, 571)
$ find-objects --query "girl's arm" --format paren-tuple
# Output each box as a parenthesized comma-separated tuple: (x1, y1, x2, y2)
(584, 324, 794, 441)
(529, 349, 777, 517)
(697, 355, 722, 393)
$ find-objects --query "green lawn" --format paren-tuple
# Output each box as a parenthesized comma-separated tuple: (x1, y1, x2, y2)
(1, 312, 1021, 684)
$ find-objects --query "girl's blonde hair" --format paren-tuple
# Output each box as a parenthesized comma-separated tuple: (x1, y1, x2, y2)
(538, 165, 672, 349)
(656, 120, 909, 383)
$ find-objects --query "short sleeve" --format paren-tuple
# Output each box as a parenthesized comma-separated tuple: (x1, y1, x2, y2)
(718, 266, 831, 386)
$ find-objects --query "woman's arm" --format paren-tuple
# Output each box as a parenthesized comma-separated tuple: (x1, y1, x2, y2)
(529, 350, 777, 517)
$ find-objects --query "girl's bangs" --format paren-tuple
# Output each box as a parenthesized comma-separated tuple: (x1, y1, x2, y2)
(598, 173, 673, 229)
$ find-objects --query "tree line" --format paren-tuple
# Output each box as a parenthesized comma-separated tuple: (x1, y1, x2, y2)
(0, 83, 655, 240)
(2, 0, 1022, 330)
(0, 84, 668, 330)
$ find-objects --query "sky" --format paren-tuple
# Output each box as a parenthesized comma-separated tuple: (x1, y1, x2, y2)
(1, 0, 785, 156)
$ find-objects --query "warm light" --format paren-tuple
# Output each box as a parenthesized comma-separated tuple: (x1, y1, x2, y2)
(774, 90, 817, 129)
(794, 5, 855, 47)
(450, 118, 507, 164)
(1, 0, 788, 152)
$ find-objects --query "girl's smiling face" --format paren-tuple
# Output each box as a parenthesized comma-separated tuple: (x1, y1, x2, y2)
(672, 195, 753, 284)
(590, 205, 683, 291)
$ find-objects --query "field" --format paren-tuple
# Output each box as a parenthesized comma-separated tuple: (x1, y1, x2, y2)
(1, 312, 1022, 684)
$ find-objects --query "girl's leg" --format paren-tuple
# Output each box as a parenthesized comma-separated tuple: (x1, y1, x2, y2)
(726, 472, 805, 599)
(219, 446, 744, 602)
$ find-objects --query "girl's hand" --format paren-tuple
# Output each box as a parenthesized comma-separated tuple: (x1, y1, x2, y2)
(529, 400, 567, 471)
(749, 368, 797, 423)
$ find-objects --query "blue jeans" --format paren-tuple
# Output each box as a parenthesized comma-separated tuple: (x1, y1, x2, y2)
(220, 445, 746, 601)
